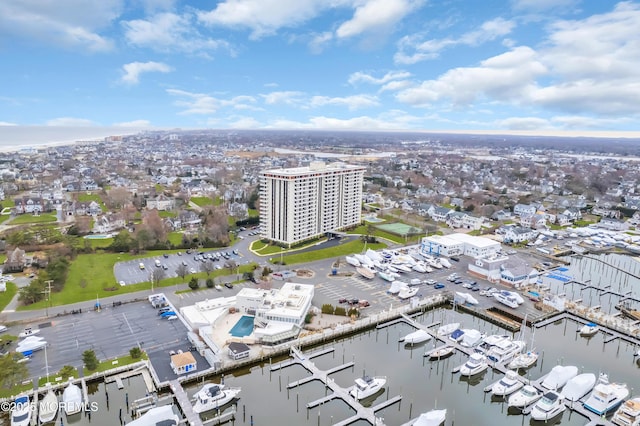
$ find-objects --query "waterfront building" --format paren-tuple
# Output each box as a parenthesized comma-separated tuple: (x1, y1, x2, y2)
(228, 342, 250, 360)
(170, 351, 197, 375)
(420, 233, 501, 258)
(259, 161, 365, 246)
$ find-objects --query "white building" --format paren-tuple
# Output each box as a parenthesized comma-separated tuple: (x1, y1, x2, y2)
(420, 233, 501, 259)
(259, 162, 365, 246)
(420, 234, 464, 257)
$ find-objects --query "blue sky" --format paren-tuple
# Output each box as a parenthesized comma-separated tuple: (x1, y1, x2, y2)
(1, 0, 639, 137)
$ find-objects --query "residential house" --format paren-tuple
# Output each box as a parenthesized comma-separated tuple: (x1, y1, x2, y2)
(491, 210, 513, 221)
(597, 218, 629, 231)
(450, 197, 464, 208)
(228, 342, 250, 360)
(555, 214, 571, 226)
(146, 194, 175, 211)
(520, 213, 546, 229)
(513, 204, 537, 217)
(629, 211, 640, 226)
(13, 196, 49, 214)
(93, 213, 126, 234)
(562, 207, 582, 222)
(228, 202, 248, 220)
(461, 213, 485, 231)
(503, 226, 538, 244)
(417, 203, 435, 217)
(431, 206, 453, 223)
(591, 206, 620, 218)
(500, 262, 539, 288)
(170, 351, 197, 375)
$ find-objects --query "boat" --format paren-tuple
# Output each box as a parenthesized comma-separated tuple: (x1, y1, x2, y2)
(491, 370, 524, 396)
(18, 327, 40, 338)
(10, 395, 31, 426)
(39, 388, 58, 424)
(455, 292, 479, 305)
(388, 281, 407, 295)
(616, 302, 640, 321)
(345, 255, 360, 267)
(62, 382, 83, 416)
(459, 329, 485, 348)
(449, 329, 464, 342)
(494, 291, 519, 308)
(125, 405, 180, 426)
(439, 258, 452, 268)
(529, 391, 566, 421)
(378, 271, 395, 282)
(436, 322, 460, 337)
(459, 353, 489, 376)
(412, 408, 446, 426)
(583, 373, 630, 416)
(395, 264, 413, 273)
(508, 349, 539, 369)
(349, 376, 386, 400)
(508, 385, 542, 408)
(398, 286, 419, 300)
(356, 266, 375, 280)
(541, 365, 578, 391)
(426, 345, 455, 360)
(401, 329, 432, 345)
(486, 340, 526, 364)
(412, 263, 428, 273)
(192, 384, 241, 414)
(475, 334, 511, 356)
(612, 396, 640, 426)
(579, 322, 599, 337)
(365, 248, 383, 263)
(561, 373, 596, 402)
(15, 336, 47, 354)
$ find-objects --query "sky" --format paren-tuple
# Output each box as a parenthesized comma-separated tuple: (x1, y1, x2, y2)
(1, 0, 640, 139)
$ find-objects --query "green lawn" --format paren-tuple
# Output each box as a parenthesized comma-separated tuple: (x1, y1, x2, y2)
(11, 213, 57, 224)
(167, 231, 183, 246)
(248, 208, 259, 217)
(347, 225, 420, 244)
(2, 199, 15, 207)
(77, 193, 104, 205)
(276, 239, 386, 265)
(0, 282, 17, 312)
(84, 353, 147, 376)
(0, 214, 10, 224)
(191, 196, 213, 207)
(158, 210, 176, 218)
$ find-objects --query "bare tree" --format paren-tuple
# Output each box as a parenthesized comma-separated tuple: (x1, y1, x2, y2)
(141, 210, 168, 244)
(176, 264, 189, 281)
(224, 259, 237, 271)
(149, 268, 166, 289)
(200, 260, 215, 276)
(106, 187, 132, 209)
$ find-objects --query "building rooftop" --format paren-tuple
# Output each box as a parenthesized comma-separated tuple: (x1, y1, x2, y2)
(170, 351, 196, 367)
(261, 161, 365, 176)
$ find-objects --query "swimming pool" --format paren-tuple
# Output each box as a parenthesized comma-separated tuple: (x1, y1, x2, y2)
(229, 315, 255, 337)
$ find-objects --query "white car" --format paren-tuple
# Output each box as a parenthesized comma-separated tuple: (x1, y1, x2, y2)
(0, 325, 7, 333)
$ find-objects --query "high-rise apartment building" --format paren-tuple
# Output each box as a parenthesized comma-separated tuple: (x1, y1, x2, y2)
(259, 162, 365, 246)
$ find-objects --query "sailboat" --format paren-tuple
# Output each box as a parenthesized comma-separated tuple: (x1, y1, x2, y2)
(39, 345, 58, 424)
(508, 315, 539, 369)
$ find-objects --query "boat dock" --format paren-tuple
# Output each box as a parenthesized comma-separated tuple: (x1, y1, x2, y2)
(106, 364, 156, 393)
(277, 346, 402, 426)
(169, 379, 203, 426)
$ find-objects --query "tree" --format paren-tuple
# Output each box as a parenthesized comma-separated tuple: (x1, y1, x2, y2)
(176, 264, 189, 280)
(200, 260, 215, 276)
(149, 268, 166, 289)
(0, 353, 29, 389)
(188, 277, 199, 290)
(82, 349, 99, 371)
(205, 278, 214, 288)
(224, 259, 237, 271)
(141, 210, 168, 245)
(129, 347, 143, 359)
(243, 271, 255, 283)
(58, 365, 77, 379)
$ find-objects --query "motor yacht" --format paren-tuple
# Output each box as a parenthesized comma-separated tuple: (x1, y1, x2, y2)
(356, 266, 375, 280)
(529, 391, 566, 421)
(192, 384, 241, 414)
(579, 322, 599, 337)
(475, 334, 510, 356)
(412, 408, 446, 426)
(494, 291, 519, 308)
(459, 353, 488, 376)
(459, 329, 485, 348)
(561, 373, 596, 402)
(436, 322, 460, 337)
(541, 365, 578, 391)
(507, 349, 539, 369)
(18, 327, 40, 338)
(611, 396, 640, 426)
(583, 373, 630, 416)
(398, 286, 419, 300)
(508, 385, 542, 408)
(345, 255, 360, 267)
(401, 329, 432, 345)
(378, 271, 394, 282)
(126, 405, 180, 426)
(38, 388, 58, 424)
(449, 329, 464, 342)
(62, 382, 83, 416)
(490, 370, 524, 396)
(486, 340, 526, 364)
(349, 376, 386, 400)
(10, 395, 31, 426)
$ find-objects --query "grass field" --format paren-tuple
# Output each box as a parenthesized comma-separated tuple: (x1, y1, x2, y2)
(0, 282, 17, 312)
(248, 208, 259, 217)
(191, 196, 213, 207)
(77, 193, 105, 205)
(0, 214, 10, 224)
(347, 225, 421, 244)
(167, 231, 183, 246)
(11, 214, 58, 224)
(2, 199, 15, 207)
(83, 353, 147, 376)
(158, 210, 177, 218)
(276, 239, 386, 265)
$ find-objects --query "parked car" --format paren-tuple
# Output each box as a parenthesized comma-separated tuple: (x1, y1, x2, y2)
(224, 283, 233, 289)
(0, 325, 7, 333)
(339, 298, 348, 304)
(434, 283, 445, 289)
(166, 315, 178, 321)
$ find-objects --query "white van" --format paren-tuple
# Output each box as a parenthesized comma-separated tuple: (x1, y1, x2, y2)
(139, 263, 145, 270)
(155, 259, 161, 267)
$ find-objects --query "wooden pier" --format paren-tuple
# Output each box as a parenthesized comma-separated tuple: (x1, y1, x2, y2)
(169, 379, 203, 426)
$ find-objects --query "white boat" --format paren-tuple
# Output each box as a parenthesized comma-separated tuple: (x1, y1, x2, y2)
(561, 373, 596, 402)
(125, 405, 180, 426)
(412, 263, 428, 273)
(491, 370, 524, 396)
(583, 373, 630, 416)
(18, 327, 40, 338)
(494, 291, 519, 308)
(459, 353, 488, 376)
(356, 266, 375, 279)
(541, 365, 578, 391)
(460, 329, 485, 348)
(39, 389, 58, 424)
(398, 286, 419, 300)
(449, 329, 464, 342)
(486, 340, 525, 364)
(579, 322, 599, 337)
(62, 382, 83, 415)
(10, 395, 31, 426)
(345, 255, 360, 267)
(378, 271, 395, 282)
(349, 376, 386, 400)
(388, 280, 408, 295)
(436, 322, 460, 337)
(439, 258, 452, 268)
(365, 248, 383, 263)
(612, 397, 640, 426)
(395, 264, 413, 273)
(410, 278, 423, 286)
(508, 385, 542, 408)
(475, 334, 510, 356)
(401, 329, 432, 345)
(508, 349, 539, 369)
(455, 292, 479, 305)
(16, 336, 48, 354)
(426, 345, 456, 360)
(530, 391, 566, 421)
(412, 408, 446, 426)
(192, 384, 241, 414)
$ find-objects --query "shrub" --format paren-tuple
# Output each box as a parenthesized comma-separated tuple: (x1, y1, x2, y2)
(188, 277, 199, 290)
(205, 278, 214, 288)
(129, 347, 143, 359)
(321, 304, 334, 314)
(334, 306, 347, 316)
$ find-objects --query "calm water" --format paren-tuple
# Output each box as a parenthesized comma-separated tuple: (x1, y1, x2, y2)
(5, 254, 640, 426)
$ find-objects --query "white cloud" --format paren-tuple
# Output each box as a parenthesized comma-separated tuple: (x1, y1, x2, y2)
(46, 117, 97, 127)
(308, 32, 334, 54)
(261, 91, 305, 106)
(497, 117, 552, 130)
(348, 70, 411, 86)
(123, 12, 231, 56)
(166, 89, 219, 115)
(394, 17, 516, 64)
(0, 0, 119, 51)
(396, 46, 546, 106)
(0, 121, 17, 126)
(121, 61, 173, 85)
(309, 95, 379, 110)
(336, 0, 424, 39)
(113, 120, 152, 127)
